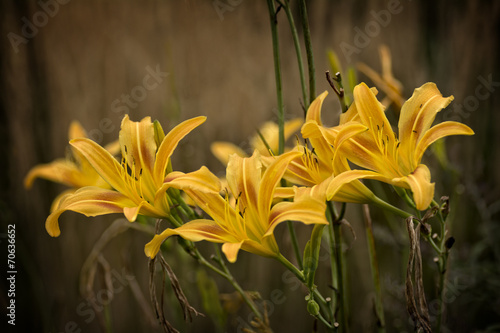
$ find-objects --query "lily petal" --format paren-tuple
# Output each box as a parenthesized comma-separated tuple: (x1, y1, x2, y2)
(326, 169, 393, 201)
(144, 219, 233, 258)
(227, 150, 262, 214)
(24, 159, 87, 189)
(305, 91, 328, 124)
(46, 187, 135, 237)
(258, 151, 302, 221)
(70, 138, 130, 196)
(265, 186, 328, 237)
(398, 83, 454, 164)
(119, 115, 157, 176)
(353, 83, 393, 143)
(402, 164, 435, 211)
(222, 241, 245, 263)
(414, 121, 474, 165)
(153, 116, 206, 184)
(156, 166, 222, 205)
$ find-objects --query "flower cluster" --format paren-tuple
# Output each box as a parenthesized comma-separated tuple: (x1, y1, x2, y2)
(26, 82, 473, 262)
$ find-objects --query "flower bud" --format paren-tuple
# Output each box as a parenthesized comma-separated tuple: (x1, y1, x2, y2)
(307, 299, 320, 316)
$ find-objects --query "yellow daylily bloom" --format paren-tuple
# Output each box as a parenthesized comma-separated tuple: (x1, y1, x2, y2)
(272, 91, 379, 204)
(357, 44, 405, 110)
(24, 121, 120, 211)
(45, 115, 206, 237)
(324, 83, 474, 210)
(144, 150, 328, 262)
(211, 118, 303, 166)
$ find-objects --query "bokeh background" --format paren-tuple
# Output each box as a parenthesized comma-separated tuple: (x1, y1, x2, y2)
(1, 1, 499, 332)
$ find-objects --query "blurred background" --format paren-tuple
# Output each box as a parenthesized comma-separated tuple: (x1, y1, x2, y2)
(1, 0, 499, 332)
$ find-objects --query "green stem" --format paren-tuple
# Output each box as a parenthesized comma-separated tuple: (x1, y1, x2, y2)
(371, 195, 412, 219)
(362, 204, 386, 332)
(432, 200, 449, 333)
(275, 254, 332, 326)
(267, 0, 304, 273)
(168, 202, 263, 321)
(211, 245, 264, 321)
(299, 0, 315, 104)
(334, 223, 348, 332)
(266, 0, 285, 155)
(326, 202, 338, 312)
(327, 201, 348, 332)
(287, 221, 304, 269)
(277, 0, 308, 106)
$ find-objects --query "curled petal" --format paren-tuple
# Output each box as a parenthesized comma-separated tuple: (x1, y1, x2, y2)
(326, 169, 392, 202)
(402, 164, 435, 211)
(144, 219, 233, 258)
(46, 187, 135, 237)
(305, 91, 329, 123)
(265, 186, 328, 238)
(153, 116, 206, 184)
(398, 83, 454, 163)
(413, 121, 474, 165)
(24, 159, 85, 189)
(222, 241, 245, 263)
(156, 166, 222, 205)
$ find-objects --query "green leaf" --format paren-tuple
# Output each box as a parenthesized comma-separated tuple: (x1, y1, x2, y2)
(303, 224, 325, 289)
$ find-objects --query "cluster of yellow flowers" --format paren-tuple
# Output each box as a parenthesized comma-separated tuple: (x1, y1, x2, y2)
(25, 82, 473, 263)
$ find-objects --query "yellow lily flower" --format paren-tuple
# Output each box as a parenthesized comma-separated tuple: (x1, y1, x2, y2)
(45, 115, 206, 237)
(210, 118, 303, 166)
(24, 121, 120, 211)
(144, 150, 328, 262)
(325, 82, 474, 210)
(272, 91, 379, 204)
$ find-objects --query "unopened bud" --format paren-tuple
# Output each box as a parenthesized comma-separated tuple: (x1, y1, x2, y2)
(307, 299, 320, 316)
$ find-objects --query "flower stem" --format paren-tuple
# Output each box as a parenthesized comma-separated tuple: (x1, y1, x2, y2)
(212, 245, 264, 321)
(371, 195, 412, 219)
(327, 201, 349, 333)
(299, 0, 316, 104)
(266, 0, 285, 155)
(275, 253, 332, 328)
(287, 221, 304, 269)
(168, 198, 264, 321)
(432, 200, 450, 333)
(267, 0, 304, 272)
(276, 0, 308, 106)
(362, 204, 386, 332)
